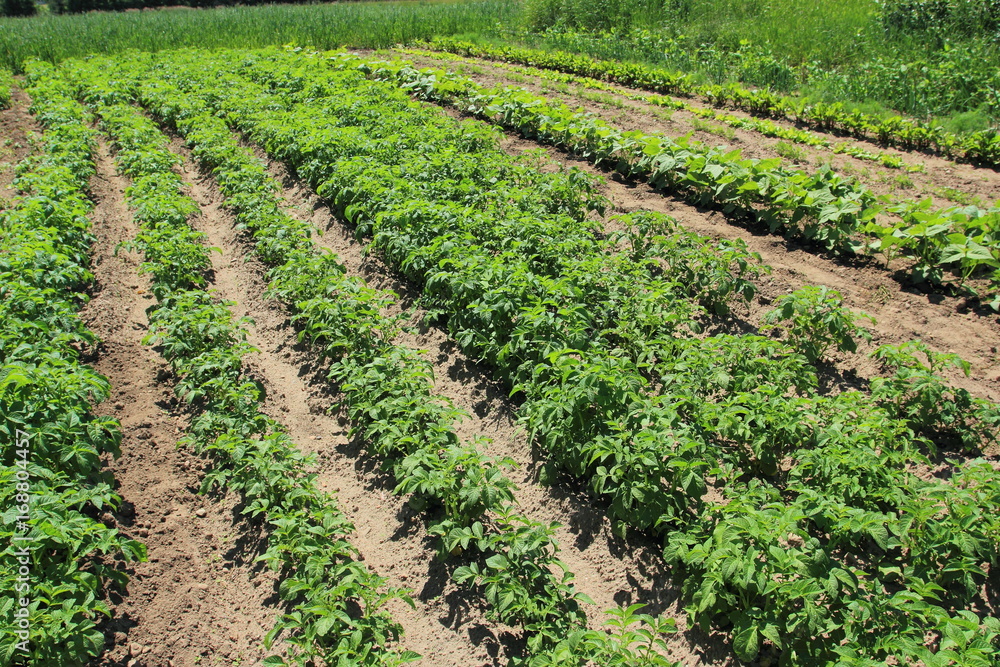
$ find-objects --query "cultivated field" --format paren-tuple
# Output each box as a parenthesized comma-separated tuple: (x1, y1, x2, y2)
(1, 2, 999, 666)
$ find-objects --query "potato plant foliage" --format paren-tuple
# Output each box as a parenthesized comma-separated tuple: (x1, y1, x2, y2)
(7, 43, 1000, 667)
(57, 46, 997, 666)
(0, 63, 145, 665)
(60, 54, 678, 666)
(343, 48, 1000, 309)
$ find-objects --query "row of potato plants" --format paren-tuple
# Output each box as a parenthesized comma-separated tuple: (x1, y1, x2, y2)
(58, 65, 422, 667)
(425, 38, 1000, 167)
(253, 48, 1000, 664)
(0, 65, 145, 664)
(402, 47, 917, 172)
(195, 47, 1000, 662)
(64, 54, 681, 666)
(115, 47, 1000, 664)
(341, 52, 1000, 309)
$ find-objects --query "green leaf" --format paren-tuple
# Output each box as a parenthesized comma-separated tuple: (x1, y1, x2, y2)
(732, 622, 760, 661)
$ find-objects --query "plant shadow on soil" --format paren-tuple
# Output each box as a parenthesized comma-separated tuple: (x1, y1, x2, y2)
(213, 142, 739, 662)
(259, 325, 533, 660)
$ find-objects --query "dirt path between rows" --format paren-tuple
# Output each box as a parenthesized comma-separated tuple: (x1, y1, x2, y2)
(82, 135, 283, 667)
(166, 129, 734, 665)
(0, 87, 40, 201)
(169, 137, 511, 667)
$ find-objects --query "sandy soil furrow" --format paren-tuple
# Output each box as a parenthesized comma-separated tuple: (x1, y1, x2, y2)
(226, 141, 735, 665)
(167, 137, 524, 667)
(0, 87, 41, 200)
(82, 135, 282, 667)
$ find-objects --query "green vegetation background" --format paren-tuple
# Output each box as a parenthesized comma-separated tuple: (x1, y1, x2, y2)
(0, 0, 997, 132)
(516, 0, 1000, 132)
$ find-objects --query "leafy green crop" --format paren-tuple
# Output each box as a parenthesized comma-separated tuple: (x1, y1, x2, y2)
(0, 60, 145, 666)
(58, 54, 687, 666)
(762, 285, 875, 363)
(426, 38, 1000, 167)
(57, 46, 1000, 666)
(358, 48, 1000, 306)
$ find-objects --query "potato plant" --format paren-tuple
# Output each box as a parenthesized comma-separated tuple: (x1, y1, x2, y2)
(67, 72, 417, 667)
(0, 62, 145, 666)
(63, 57, 684, 665)
(354, 51, 1000, 306)
(426, 38, 1000, 166)
(37, 47, 1000, 666)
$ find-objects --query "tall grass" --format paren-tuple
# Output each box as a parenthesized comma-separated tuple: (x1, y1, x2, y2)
(520, 0, 1000, 67)
(0, 0, 514, 71)
(514, 0, 1000, 126)
(521, 0, 877, 66)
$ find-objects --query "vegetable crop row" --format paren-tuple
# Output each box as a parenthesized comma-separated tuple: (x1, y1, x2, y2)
(0, 64, 145, 665)
(61, 68, 421, 667)
(401, 47, 918, 172)
(144, 46, 746, 545)
(341, 52, 1000, 309)
(63, 56, 681, 666)
(103, 47, 1000, 664)
(424, 38, 1000, 168)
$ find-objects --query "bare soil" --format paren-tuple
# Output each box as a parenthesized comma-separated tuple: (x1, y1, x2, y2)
(0, 87, 40, 201)
(81, 135, 284, 667)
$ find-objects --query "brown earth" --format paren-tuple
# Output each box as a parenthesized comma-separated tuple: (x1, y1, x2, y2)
(0, 87, 40, 201)
(82, 134, 284, 667)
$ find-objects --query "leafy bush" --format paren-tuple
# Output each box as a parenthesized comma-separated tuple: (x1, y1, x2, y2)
(877, 0, 1000, 38)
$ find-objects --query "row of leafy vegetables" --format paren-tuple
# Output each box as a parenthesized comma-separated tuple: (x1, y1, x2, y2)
(401, 46, 919, 172)
(4, 43, 1000, 665)
(356, 50, 1000, 311)
(0, 62, 146, 666)
(43, 53, 680, 667)
(51, 46, 1000, 665)
(424, 38, 1000, 168)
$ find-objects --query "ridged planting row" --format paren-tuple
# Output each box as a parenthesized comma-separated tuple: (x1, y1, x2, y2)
(62, 56, 682, 666)
(342, 52, 1000, 309)
(424, 38, 1000, 168)
(102, 47, 1000, 665)
(55, 66, 419, 667)
(401, 47, 917, 171)
(0, 63, 144, 665)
